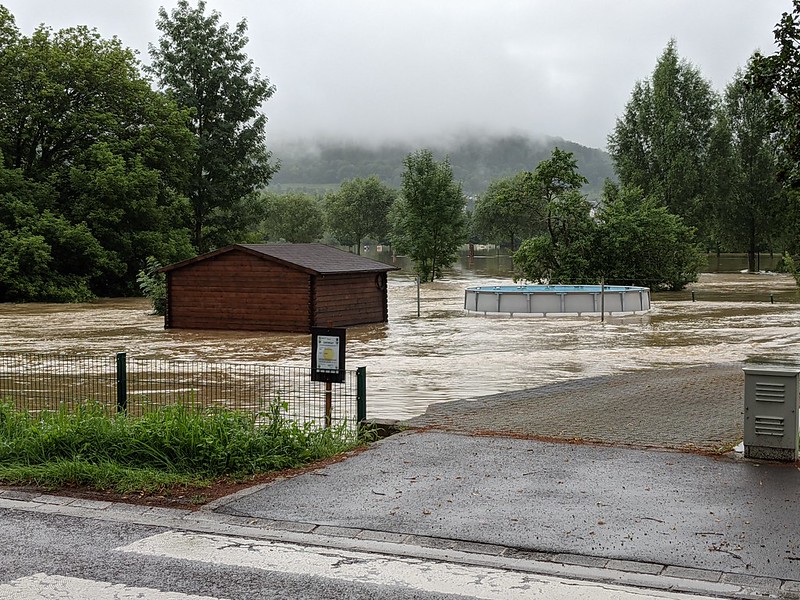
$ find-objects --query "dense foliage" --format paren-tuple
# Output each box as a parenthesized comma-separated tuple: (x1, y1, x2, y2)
(0, 2, 285, 303)
(0, 7, 195, 301)
(391, 150, 467, 281)
(260, 192, 324, 243)
(594, 185, 705, 290)
(750, 0, 800, 187)
(324, 176, 395, 253)
(514, 177, 703, 291)
(513, 189, 596, 284)
(608, 40, 718, 244)
(472, 172, 544, 251)
(710, 64, 785, 271)
(149, 0, 278, 253)
(750, 0, 800, 262)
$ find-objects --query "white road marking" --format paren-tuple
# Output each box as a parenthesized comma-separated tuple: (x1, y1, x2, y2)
(0, 573, 226, 599)
(120, 531, 719, 600)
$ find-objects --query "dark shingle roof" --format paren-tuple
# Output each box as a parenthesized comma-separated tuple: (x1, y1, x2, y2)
(239, 244, 398, 274)
(162, 243, 399, 275)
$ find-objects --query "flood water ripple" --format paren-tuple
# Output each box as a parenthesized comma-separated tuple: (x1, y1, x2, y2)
(1, 272, 798, 419)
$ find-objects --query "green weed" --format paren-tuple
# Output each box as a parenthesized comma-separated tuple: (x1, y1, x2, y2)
(0, 399, 359, 494)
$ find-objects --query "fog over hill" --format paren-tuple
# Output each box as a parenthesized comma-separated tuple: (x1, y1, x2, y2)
(269, 133, 616, 200)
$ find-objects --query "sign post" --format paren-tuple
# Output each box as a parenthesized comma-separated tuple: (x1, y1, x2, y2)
(311, 327, 346, 427)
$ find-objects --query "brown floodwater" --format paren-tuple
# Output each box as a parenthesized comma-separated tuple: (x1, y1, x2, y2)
(1, 271, 798, 419)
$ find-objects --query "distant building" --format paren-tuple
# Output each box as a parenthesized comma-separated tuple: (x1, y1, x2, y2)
(161, 244, 399, 332)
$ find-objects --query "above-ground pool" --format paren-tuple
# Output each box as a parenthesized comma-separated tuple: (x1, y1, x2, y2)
(464, 284, 651, 316)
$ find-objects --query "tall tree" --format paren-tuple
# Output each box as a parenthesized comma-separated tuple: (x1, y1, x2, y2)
(532, 148, 589, 246)
(324, 176, 396, 254)
(749, 1, 800, 256)
(593, 184, 704, 290)
(149, 0, 278, 252)
(472, 171, 543, 250)
(607, 40, 718, 242)
(0, 9, 194, 298)
(261, 192, 324, 243)
(511, 149, 591, 284)
(750, 0, 800, 186)
(513, 180, 704, 291)
(391, 150, 467, 282)
(712, 64, 783, 271)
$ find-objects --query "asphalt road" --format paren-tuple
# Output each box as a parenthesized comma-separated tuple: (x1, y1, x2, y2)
(0, 509, 475, 600)
(215, 430, 800, 582)
(0, 506, 727, 600)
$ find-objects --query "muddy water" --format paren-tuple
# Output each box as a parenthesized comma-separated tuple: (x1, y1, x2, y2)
(1, 272, 798, 420)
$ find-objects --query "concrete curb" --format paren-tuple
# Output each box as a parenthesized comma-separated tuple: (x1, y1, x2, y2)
(2, 490, 798, 599)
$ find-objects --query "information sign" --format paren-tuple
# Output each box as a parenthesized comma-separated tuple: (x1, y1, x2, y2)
(311, 327, 346, 383)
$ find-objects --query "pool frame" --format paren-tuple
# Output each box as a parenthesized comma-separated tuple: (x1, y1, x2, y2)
(464, 284, 651, 316)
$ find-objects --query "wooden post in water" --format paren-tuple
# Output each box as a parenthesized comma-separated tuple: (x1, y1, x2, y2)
(416, 275, 421, 317)
(600, 278, 605, 323)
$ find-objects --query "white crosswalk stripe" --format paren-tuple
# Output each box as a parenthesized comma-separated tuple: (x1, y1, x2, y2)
(0, 573, 226, 599)
(119, 531, 719, 600)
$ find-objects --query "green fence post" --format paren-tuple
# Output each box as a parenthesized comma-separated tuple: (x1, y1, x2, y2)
(116, 352, 127, 413)
(356, 367, 367, 423)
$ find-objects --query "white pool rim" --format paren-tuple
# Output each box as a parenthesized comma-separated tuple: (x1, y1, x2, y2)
(464, 284, 651, 315)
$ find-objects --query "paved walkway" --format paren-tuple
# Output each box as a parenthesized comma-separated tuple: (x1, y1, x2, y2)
(403, 363, 745, 451)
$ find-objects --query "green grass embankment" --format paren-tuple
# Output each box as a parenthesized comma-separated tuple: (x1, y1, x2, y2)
(0, 400, 359, 495)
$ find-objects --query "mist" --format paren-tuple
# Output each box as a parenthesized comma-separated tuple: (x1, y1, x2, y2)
(2, 0, 790, 150)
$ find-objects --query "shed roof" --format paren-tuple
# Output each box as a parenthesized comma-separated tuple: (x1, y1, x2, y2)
(161, 243, 399, 275)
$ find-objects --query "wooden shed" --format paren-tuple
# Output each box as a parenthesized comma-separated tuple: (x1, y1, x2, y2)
(161, 244, 399, 332)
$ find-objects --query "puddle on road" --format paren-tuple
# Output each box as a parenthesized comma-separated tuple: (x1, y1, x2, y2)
(1, 272, 798, 419)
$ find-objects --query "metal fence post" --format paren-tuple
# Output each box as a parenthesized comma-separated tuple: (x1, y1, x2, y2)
(116, 352, 127, 413)
(356, 367, 367, 422)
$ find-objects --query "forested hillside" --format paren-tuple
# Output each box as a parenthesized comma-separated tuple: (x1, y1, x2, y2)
(270, 134, 615, 200)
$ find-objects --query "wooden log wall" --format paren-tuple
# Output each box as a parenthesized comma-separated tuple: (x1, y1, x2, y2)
(314, 272, 387, 327)
(167, 251, 311, 331)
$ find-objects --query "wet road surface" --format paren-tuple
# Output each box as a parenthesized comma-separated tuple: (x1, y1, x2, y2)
(214, 429, 800, 583)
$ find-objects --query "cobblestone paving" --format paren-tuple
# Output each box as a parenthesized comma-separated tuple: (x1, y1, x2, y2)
(402, 363, 745, 451)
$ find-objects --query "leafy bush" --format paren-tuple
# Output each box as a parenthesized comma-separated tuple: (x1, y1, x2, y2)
(137, 256, 167, 315)
(779, 252, 800, 286)
(513, 184, 704, 290)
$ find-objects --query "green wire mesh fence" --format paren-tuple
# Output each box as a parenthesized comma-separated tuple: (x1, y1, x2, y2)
(0, 352, 366, 432)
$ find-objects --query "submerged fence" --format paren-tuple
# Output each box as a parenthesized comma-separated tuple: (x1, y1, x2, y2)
(0, 352, 366, 431)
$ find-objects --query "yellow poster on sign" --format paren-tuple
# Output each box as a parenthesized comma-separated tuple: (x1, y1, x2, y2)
(311, 327, 346, 383)
(316, 335, 340, 371)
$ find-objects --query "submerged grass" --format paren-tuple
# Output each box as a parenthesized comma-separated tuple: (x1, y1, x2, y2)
(0, 399, 360, 494)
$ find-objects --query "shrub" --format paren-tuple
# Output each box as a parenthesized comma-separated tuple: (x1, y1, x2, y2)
(137, 256, 167, 315)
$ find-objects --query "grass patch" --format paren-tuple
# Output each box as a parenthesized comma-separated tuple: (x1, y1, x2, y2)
(0, 400, 360, 495)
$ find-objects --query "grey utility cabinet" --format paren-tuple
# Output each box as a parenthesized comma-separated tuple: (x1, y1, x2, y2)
(742, 367, 800, 462)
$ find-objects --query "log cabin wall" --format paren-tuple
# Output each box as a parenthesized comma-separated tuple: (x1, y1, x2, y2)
(162, 244, 398, 333)
(166, 250, 312, 331)
(313, 272, 388, 328)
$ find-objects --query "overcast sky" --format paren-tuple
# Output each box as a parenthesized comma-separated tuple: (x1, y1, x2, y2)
(1, 1, 793, 150)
